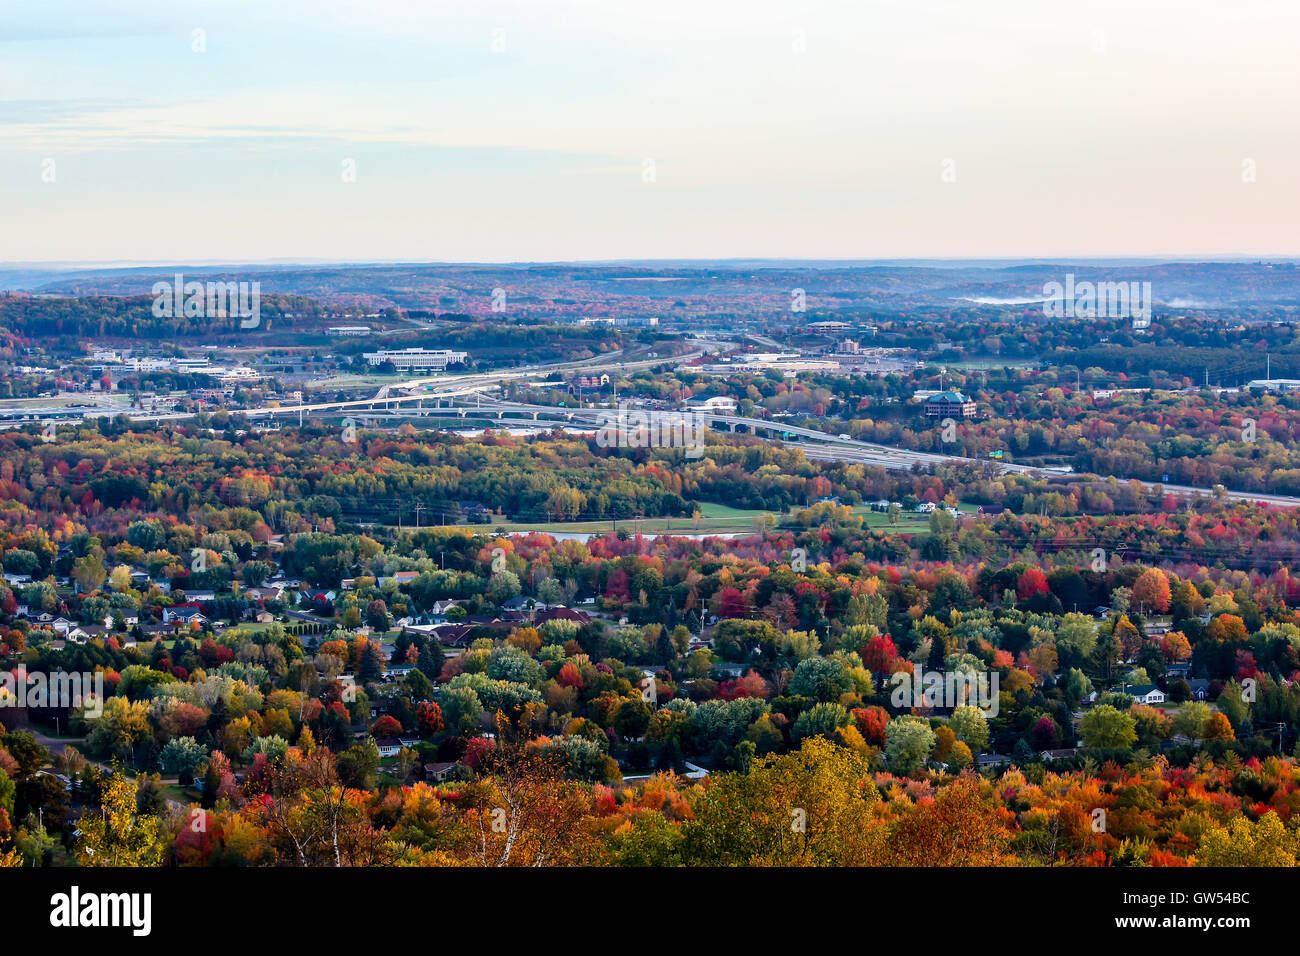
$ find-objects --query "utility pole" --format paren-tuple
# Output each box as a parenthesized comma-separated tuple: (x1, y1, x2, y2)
(413, 503, 425, 528)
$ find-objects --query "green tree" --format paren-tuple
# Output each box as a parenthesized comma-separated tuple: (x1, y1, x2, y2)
(947, 705, 990, 752)
(793, 702, 851, 741)
(1079, 704, 1137, 750)
(885, 716, 938, 773)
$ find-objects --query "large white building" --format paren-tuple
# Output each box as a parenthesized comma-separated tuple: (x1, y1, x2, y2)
(362, 348, 469, 371)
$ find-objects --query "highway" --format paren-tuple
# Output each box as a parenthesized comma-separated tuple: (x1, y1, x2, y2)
(12, 348, 1300, 511)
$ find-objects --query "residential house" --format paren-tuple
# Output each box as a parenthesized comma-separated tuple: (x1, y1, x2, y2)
(535, 607, 592, 627)
(1126, 684, 1166, 705)
(163, 605, 208, 626)
(424, 762, 463, 783)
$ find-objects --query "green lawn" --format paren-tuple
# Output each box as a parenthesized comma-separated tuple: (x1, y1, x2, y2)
(219, 623, 281, 640)
(848, 499, 982, 529)
(440, 500, 774, 536)
(419, 497, 989, 538)
(162, 784, 199, 805)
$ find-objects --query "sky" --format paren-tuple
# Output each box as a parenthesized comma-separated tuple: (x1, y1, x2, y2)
(3, 0, 1299, 262)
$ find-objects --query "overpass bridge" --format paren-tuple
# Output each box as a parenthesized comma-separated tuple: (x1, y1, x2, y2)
(13, 380, 1299, 511)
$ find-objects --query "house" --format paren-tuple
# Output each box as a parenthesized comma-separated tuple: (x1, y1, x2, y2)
(501, 596, 544, 614)
(535, 607, 591, 627)
(429, 623, 474, 647)
(375, 738, 403, 759)
(424, 762, 463, 783)
(459, 501, 492, 523)
(383, 571, 418, 587)
(977, 504, 1007, 517)
(566, 373, 609, 393)
(429, 599, 461, 619)
(1041, 748, 1084, 762)
(922, 391, 977, 419)
(1186, 679, 1212, 702)
(163, 605, 207, 625)
(243, 583, 284, 601)
(1126, 684, 1166, 705)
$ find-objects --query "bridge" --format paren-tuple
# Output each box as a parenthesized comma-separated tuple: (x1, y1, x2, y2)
(11, 370, 1299, 510)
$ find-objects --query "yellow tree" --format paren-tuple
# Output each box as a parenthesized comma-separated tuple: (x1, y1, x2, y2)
(75, 773, 168, 867)
(684, 737, 887, 866)
(1197, 813, 1299, 866)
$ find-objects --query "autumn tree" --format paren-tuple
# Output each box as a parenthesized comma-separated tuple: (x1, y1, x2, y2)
(1131, 568, 1171, 615)
(886, 778, 1012, 866)
(683, 737, 886, 866)
(1079, 705, 1137, 751)
(75, 772, 168, 867)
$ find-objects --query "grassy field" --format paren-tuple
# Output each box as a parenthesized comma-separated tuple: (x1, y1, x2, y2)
(445, 500, 976, 537)
(434, 501, 774, 536)
(847, 500, 982, 529)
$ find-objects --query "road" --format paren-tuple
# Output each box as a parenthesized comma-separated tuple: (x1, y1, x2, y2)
(16, 346, 1300, 511)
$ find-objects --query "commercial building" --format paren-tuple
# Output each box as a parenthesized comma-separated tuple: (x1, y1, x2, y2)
(923, 390, 977, 418)
(362, 348, 469, 371)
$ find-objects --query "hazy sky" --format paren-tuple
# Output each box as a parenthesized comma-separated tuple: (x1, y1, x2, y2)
(4, 0, 1299, 262)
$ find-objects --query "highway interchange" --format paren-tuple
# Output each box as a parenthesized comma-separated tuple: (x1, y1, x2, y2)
(7, 342, 1300, 511)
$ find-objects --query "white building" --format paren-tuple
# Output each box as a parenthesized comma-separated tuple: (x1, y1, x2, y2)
(219, 367, 260, 381)
(685, 395, 739, 414)
(362, 348, 469, 371)
(1126, 685, 1166, 705)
